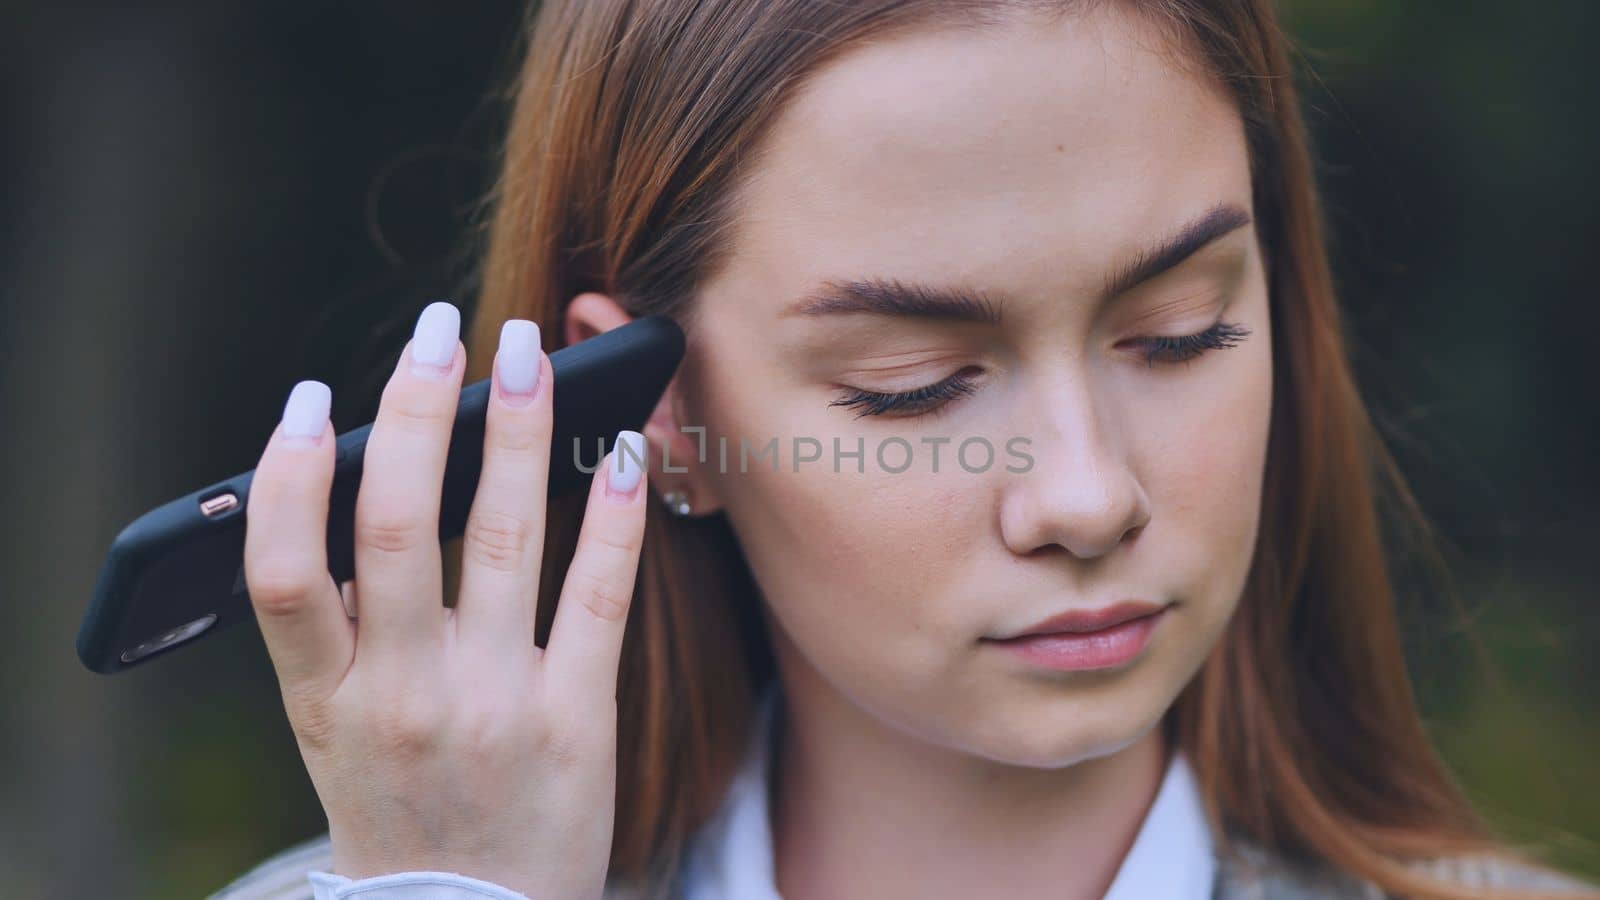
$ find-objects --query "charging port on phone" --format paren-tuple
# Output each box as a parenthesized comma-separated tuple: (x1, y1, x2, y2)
(199, 491, 238, 518)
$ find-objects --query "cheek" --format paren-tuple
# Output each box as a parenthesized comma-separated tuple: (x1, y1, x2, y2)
(720, 454, 984, 653)
(1133, 320, 1273, 611)
(1160, 383, 1268, 524)
(689, 326, 985, 645)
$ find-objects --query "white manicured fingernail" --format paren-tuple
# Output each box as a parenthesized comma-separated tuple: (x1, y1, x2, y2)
(281, 380, 331, 440)
(497, 319, 542, 398)
(411, 300, 460, 372)
(608, 430, 646, 498)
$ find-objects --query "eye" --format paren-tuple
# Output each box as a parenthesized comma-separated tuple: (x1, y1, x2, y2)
(829, 368, 981, 419)
(1133, 320, 1252, 367)
(829, 321, 1252, 420)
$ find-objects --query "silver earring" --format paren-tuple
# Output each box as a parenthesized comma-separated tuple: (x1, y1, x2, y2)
(661, 487, 693, 517)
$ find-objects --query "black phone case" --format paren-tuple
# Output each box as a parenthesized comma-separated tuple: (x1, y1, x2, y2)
(76, 314, 685, 674)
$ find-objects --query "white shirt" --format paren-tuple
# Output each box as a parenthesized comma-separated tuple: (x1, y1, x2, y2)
(307, 683, 1218, 900)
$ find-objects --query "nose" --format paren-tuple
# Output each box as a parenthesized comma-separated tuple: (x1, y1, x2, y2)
(999, 377, 1151, 559)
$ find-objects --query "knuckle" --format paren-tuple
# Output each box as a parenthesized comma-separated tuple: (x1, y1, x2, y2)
(355, 512, 427, 556)
(246, 557, 318, 614)
(367, 696, 444, 759)
(565, 569, 632, 623)
(381, 383, 454, 433)
(588, 522, 642, 557)
(456, 703, 516, 760)
(462, 509, 534, 573)
(535, 711, 592, 770)
(489, 413, 552, 457)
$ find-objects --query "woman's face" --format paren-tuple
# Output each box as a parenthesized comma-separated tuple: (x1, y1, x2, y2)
(680, 7, 1272, 766)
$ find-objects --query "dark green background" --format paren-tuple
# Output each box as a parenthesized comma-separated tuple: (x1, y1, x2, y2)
(1, 2, 1593, 897)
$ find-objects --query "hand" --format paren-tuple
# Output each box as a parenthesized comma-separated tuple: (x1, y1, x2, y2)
(243, 301, 648, 900)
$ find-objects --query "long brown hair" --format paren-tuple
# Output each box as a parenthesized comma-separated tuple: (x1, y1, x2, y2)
(456, 1, 1583, 897)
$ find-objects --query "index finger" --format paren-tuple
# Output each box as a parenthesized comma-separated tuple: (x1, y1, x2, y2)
(243, 380, 355, 700)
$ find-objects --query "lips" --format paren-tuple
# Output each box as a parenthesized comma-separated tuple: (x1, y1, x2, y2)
(991, 599, 1167, 641)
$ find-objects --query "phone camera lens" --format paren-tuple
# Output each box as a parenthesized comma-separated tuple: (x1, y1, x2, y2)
(119, 613, 219, 665)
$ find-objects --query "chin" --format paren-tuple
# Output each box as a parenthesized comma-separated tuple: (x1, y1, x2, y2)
(958, 683, 1171, 770)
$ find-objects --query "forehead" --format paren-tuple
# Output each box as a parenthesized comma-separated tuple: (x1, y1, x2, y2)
(716, 6, 1249, 311)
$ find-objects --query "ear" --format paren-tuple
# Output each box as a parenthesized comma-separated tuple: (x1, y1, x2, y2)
(564, 292, 724, 517)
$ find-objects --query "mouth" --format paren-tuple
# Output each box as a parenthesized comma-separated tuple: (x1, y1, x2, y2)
(981, 602, 1169, 672)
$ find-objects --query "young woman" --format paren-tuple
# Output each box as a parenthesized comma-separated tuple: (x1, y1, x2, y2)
(213, 1, 1597, 899)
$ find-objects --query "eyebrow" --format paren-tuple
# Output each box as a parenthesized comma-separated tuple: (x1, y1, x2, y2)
(784, 202, 1253, 325)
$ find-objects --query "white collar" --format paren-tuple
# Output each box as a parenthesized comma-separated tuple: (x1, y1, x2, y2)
(679, 683, 1217, 900)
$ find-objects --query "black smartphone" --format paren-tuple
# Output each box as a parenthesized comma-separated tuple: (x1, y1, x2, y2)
(76, 314, 685, 674)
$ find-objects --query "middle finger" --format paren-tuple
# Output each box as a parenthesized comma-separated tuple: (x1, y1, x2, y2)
(452, 318, 553, 659)
(351, 300, 464, 664)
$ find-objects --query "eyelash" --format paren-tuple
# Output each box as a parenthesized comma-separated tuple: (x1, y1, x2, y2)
(829, 320, 1253, 419)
